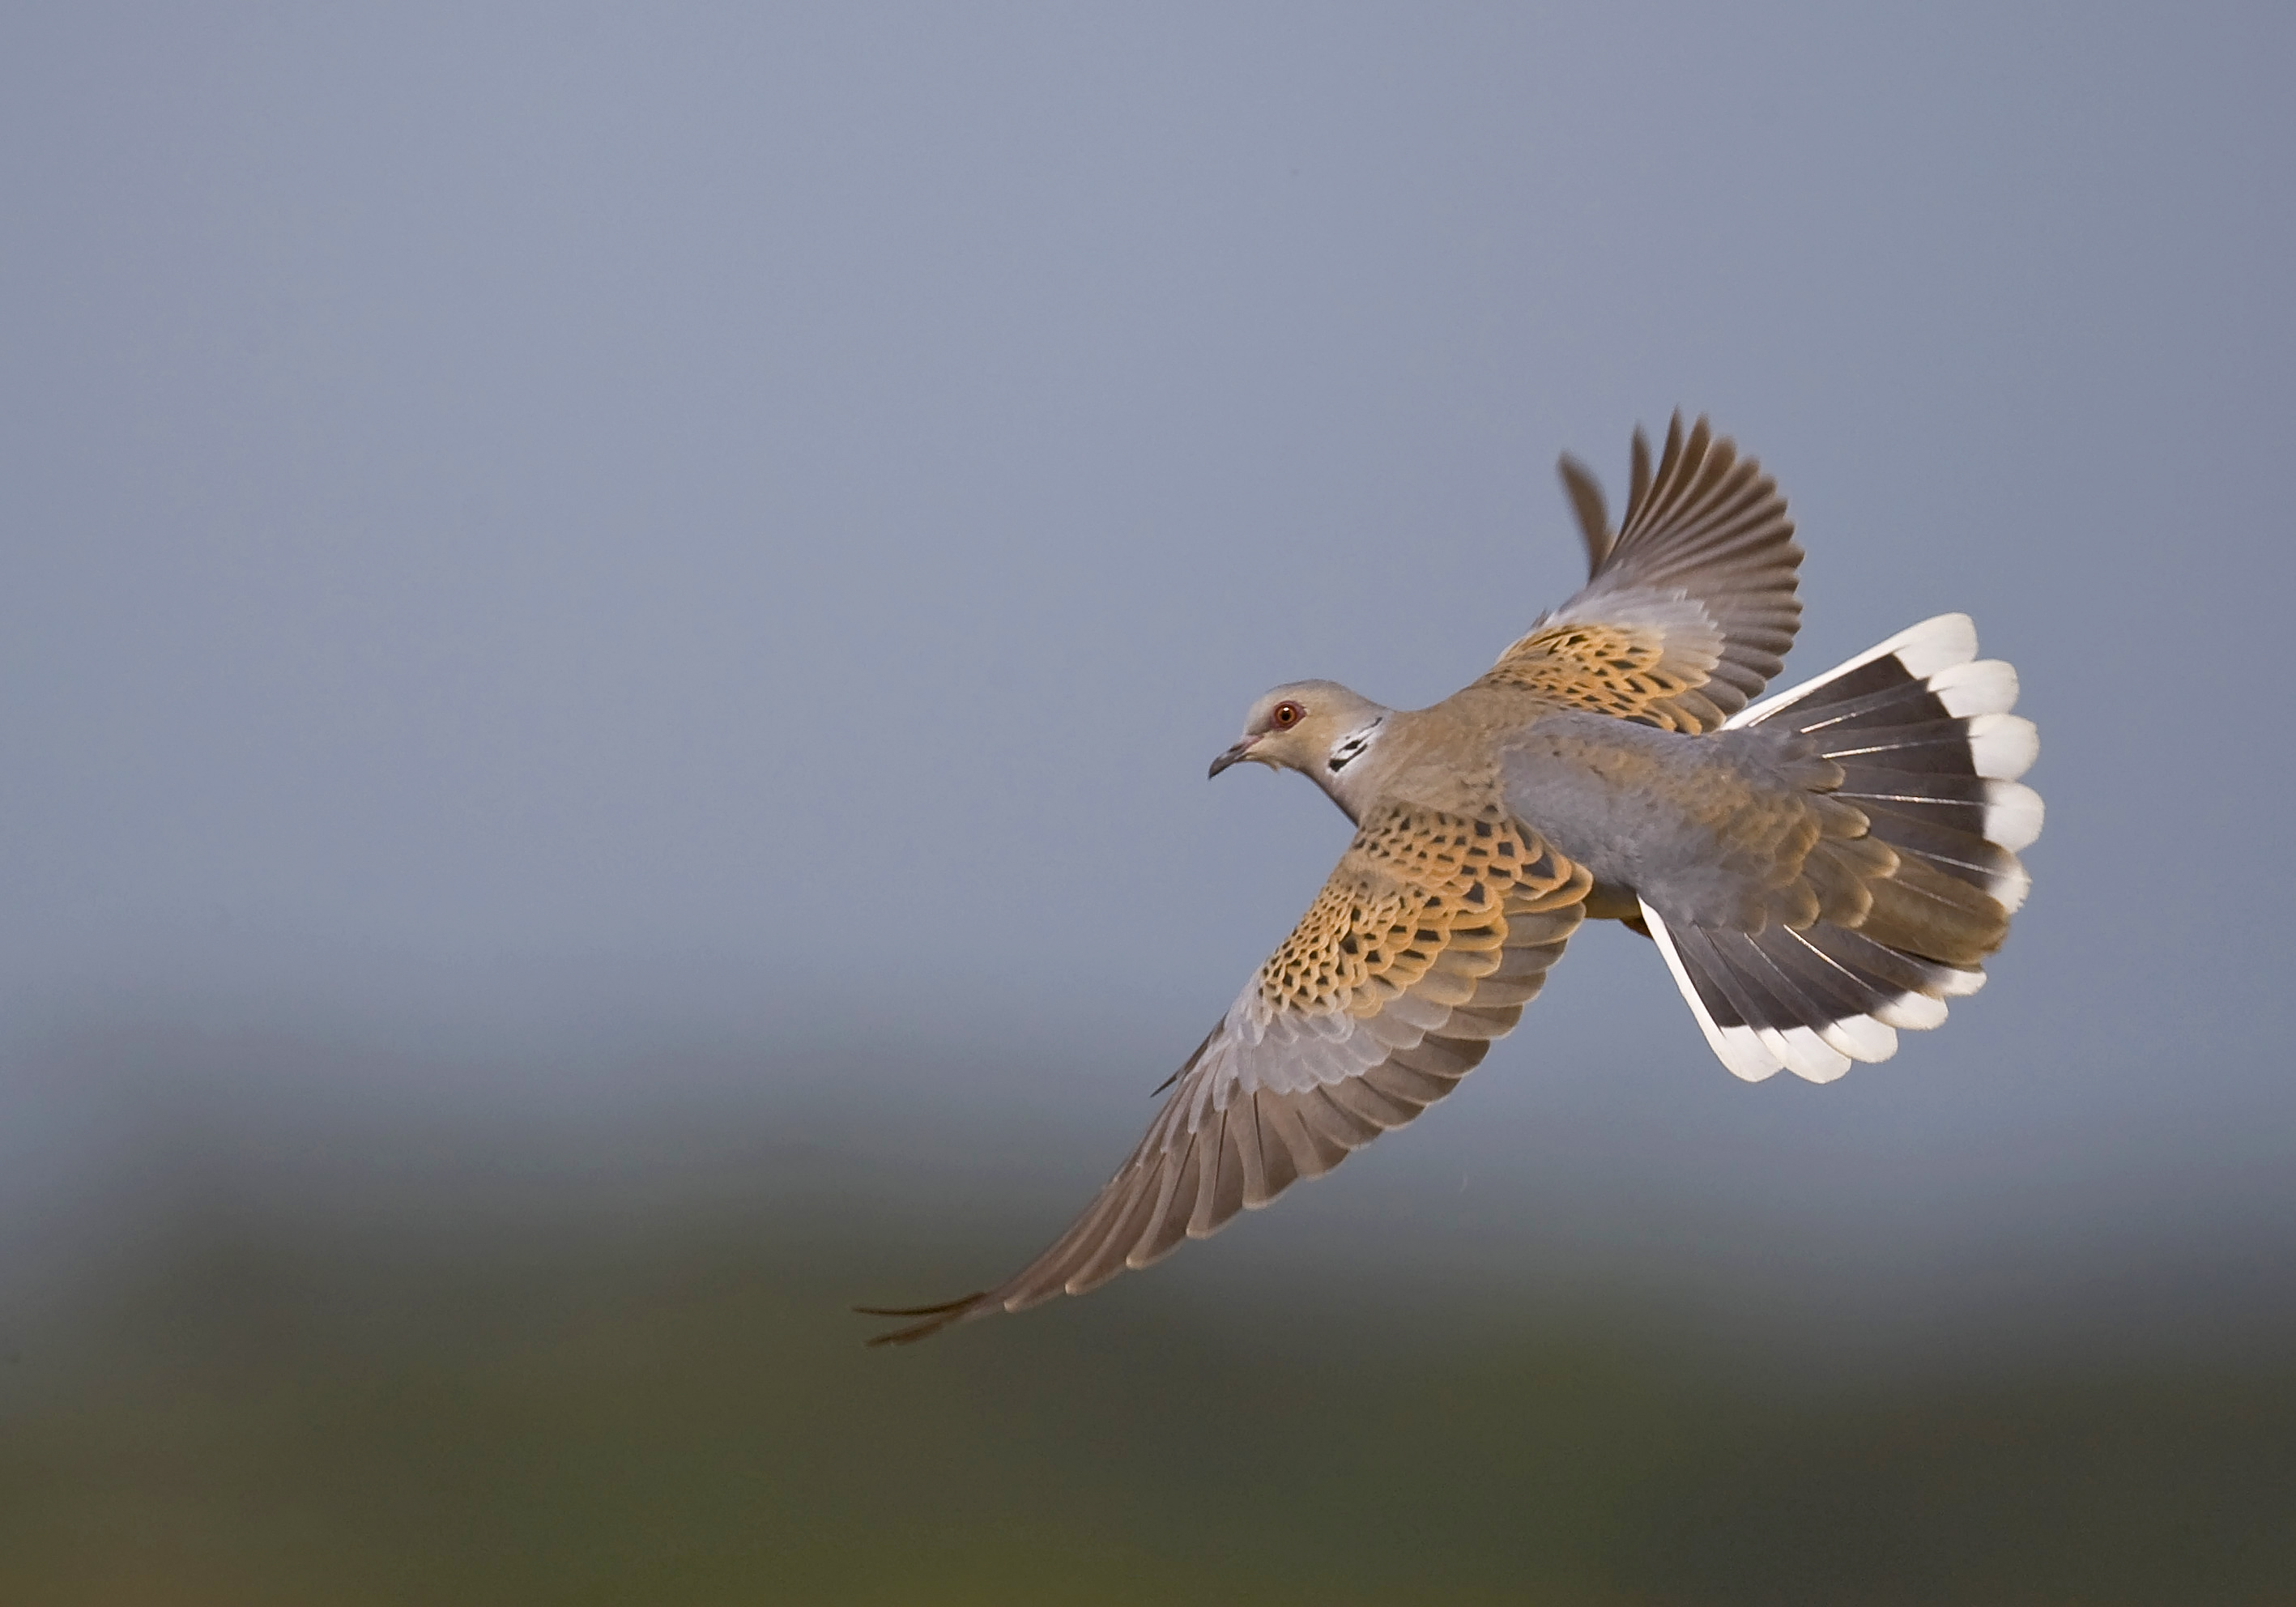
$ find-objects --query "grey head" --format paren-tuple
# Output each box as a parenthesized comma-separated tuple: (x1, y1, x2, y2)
(1208, 680, 1395, 819)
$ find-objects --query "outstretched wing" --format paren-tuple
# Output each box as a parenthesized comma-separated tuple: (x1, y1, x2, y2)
(862, 804, 1590, 1345)
(1479, 414, 1803, 732)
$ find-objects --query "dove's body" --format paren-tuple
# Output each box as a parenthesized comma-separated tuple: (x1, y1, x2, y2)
(1289, 688, 1828, 901)
(865, 416, 2042, 1345)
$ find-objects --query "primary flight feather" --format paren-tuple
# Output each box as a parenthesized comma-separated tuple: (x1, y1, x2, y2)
(863, 414, 2042, 1345)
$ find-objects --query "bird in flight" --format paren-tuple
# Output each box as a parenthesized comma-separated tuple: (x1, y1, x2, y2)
(863, 416, 2042, 1345)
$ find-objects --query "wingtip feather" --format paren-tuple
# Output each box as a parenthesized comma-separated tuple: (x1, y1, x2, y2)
(857, 1293, 995, 1347)
(1557, 453, 1615, 573)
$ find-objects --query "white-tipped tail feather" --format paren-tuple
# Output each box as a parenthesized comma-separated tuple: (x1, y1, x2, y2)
(1730, 613, 1977, 727)
(1984, 782, 2045, 855)
(1644, 905, 1788, 1081)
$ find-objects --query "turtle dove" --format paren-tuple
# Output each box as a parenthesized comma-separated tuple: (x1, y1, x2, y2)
(863, 415, 2042, 1344)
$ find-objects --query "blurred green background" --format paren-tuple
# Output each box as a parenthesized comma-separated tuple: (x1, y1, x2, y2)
(3, 1020, 2290, 1606)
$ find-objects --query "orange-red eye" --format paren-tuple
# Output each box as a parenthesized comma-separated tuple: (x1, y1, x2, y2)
(1272, 701, 1304, 729)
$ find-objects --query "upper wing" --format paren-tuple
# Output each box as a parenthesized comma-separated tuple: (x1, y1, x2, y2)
(862, 804, 1590, 1344)
(1478, 414, 1804, 732)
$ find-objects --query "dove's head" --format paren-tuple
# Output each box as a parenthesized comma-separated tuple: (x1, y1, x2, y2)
(1209, 681, 1392, 799)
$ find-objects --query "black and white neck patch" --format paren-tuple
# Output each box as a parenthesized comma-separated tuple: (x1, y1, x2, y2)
(1327, 718, 1384, 774)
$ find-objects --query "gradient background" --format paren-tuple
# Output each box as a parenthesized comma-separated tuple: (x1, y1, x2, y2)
(4, 6, 2293, 1602)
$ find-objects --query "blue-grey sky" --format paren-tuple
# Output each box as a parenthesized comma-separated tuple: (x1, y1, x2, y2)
(4, 6, 2293, 1338)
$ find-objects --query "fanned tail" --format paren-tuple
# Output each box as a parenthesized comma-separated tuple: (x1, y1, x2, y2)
(1646, 613, 2042, 1083)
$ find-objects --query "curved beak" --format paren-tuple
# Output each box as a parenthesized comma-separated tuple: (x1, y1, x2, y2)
(1208, 737, 1259, 779)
